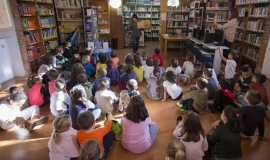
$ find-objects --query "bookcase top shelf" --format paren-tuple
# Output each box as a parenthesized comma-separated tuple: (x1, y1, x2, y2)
(55, 7, 81, 9)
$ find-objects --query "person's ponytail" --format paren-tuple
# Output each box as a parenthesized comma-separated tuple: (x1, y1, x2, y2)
(52, 131, 61, 144)
(223, 106, 244, 133)
(175, 148, 186, 160)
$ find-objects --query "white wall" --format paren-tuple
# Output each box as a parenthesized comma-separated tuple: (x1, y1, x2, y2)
(261, 37, 270, 78)
(0, 38, 14, 83)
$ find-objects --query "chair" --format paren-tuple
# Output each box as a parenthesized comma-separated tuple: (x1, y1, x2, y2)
(191, 46, 213, 76)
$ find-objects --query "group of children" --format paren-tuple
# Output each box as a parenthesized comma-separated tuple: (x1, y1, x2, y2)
(1, 40, 269, 160)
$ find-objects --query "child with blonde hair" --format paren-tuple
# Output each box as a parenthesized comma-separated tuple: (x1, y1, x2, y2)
(92, 67, 111, 95)
(182, 53, 196, 79)
(166, 140, 186, 160)
(28, 74, 50, 107)
(48, 115, 79, 159)
(77, 73, 93, 101)
(82, 55, 95, 78)
(84, 47, 96, 67)
(80, 139, 102, 160)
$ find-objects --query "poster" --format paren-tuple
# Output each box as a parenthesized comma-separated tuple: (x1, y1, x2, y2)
(117, 8, 122, 16)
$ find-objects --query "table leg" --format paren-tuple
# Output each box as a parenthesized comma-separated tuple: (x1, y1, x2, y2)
(213, 48, 222, 75)
(165, 39, 167, 58)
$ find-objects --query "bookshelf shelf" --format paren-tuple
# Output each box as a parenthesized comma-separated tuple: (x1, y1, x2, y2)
(57, 19, 82, 21)
(55, 7, 81, 10)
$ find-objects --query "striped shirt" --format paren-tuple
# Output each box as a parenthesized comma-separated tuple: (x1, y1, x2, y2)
(218, 18, 238, 43)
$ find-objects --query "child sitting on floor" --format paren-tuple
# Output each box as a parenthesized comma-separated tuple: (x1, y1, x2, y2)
(162, 70, 183, 102)
(95, 53, 107, 78)
(56, 46, 69, 69)
(48, 115, 79, 159)
(95, 79, 118, 113)
(177, 77, 208, 113)
(121, 96, 158, 153)
(50, 49, 62, 69)
(202, 68, 217, 99)
(65, 55, 80, 72)
(50, 79, 70, 117)
(38, 54, 54, 87)
(27, 74, 50, 107)
(77, 73, 93, 101)
(110, 51, 120, 68)
(144, 57, 153, 81)
(141, 51, 147, 67)
(166, 58, 190, 85)
(81, 55, 95, 78)
(152, 48, 163, 67)
(232, 64, 253, 94)
(84, 47, 96, 68)
(106, 60, 120, 86)
(182, 53, 196, 79)
(205, 62, 218, 84)
(63, 41, 73, 59)
(92, 67, 111, 95)
(66, 63, 87, 90)
(119, 64, 138, 89)
(119, 79, 140, 112)
(218, 47, 237, 79)
(77, 112, 115, 158)
(146, 67, 164, 101)
(134, 55, 145, 83)
(69, 85, 101, 130)
(80, 139, 102, 160)
(165, 140, 186, 160)
(47, 68, 59, 97)
(208, 78, 236, 116)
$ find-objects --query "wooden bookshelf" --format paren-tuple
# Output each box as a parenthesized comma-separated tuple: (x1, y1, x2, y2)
(234, 0, 269, 68)
(188, 1, 204, 32)
(16, 0, 59, 63)
(53, 0, 84, 52)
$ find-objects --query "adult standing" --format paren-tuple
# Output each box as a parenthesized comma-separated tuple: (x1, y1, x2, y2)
(129, 14, 142, 54)
(213, 8, 239, 59)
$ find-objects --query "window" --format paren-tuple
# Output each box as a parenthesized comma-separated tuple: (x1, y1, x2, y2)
(0, 0, 13, 29)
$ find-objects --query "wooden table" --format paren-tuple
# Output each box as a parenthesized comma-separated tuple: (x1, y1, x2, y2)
(161, 34, 186, 58)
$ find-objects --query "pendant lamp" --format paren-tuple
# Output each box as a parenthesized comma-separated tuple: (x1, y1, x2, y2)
(109, 0, 121, 8)
(167, 0, 179, 7)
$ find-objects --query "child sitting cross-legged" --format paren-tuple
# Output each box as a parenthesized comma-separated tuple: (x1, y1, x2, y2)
(152, 48, 163, 67)
(202, 68, 217, 99)
(38, 54, 54, 87)
(66, 63, 88, 90)
(50, 79, 70, 117)
(92, 67, 111, 95)
(77, 73, 93, 101)
(144, 57, 153, 81)
(106, 60, 120, 86)
(77, 112, 115, 158)
(208, 78, 236, 117)
(134, 55, 145, 83)
(119, 64, 138, 89)
(95, 79, 118, 114)
(55, 46, 69, 69)
(50, 49, 62, 69)
(63, 41, 73, 59)
(141, 51, 147, 67)
(110, 51, 120, 68)
(182, 53, 196, 79)
(83, 47, 96, 68)
(48, 115, 79, 159)
(166, 58, 190, 85)
(95, 53, 107, 78)
(231, 64, 253, 94)
(81, 55, 95, 78)
(47, 68, 59, 97)
(69, 85, 101, 130)
(119, 79, 140, 112)
(146, 67, 164, 101)
(177, 77, 208, 113)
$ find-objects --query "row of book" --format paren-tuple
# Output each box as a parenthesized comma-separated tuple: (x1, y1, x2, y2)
(58, 25, 83, 32)
(54, 0, 81, 8)
(44, 40, 58, 52)
(243, 47, 258, 60)
(246, 20, 265, 31)
(167, 29, 186, 34)
(124, 0, 160, 5)
(206, 1, 232, 8)
(152, 26, 160, 30)
(167, 22, 188, 28)
(167, 42, 182, 48)
(42, 28, 57, 39)
(17, 4, 35, 15)
(22, 21, 36, 29)
(27, 46, 40, 59)
(249, 6, 269, 17)
(238, 20, 246, 28)
(239, 8, 249, 17)
(86, 8, 97, 16)
(24, 32, 40, 43)
(100, 29, 110, 33)
(137, 14, 152, 18)
(245, 34, 262, 46)
(136, 7, 159, 11)
(232, 43, 241, 52)
(40, 17, 55, 27)
(58, 10, 82, 19)
(37, 0, 52, 3)
(167, 14, 188, 21)
(190, 10, 203, 17)
(251, 0, 270, 3)
(236, 0, 250, 4)
(205, 25, 217, 33)
(122, 6, 135, 11)
(167, 6, 189, 12)
(39, 6, 54, 15)
(190, 1, 200, 8)
(235, 31, 244, 40)
(206, 13, 228, 21)
(152, 20, 160, 24)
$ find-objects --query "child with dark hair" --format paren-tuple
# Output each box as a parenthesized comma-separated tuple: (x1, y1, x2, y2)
(207, 106, 243, 159)
(152, 48, 163, 66)
(0, 87, 48, 131)
(202, 68, 217, 99)
(166, 58, 190, 85)
(106, 60, 120, 86)
(119, 64, 138, 89)
(81, 55, 95, 78)
(205, 62, 218, 84)
(141, 51, 147, 67)
(239, 90, 267, 140)
(232, 64, 253, 93)
(134, 55, 145, 83)
(119, 79, 140, 112)
(208, 78, 235, 116)
(47, 68, 59, 97)
(162, 70, 183, 102)
(84, 47, 96, 68)
(94, 79, 118, 113)
(55, 46, 69, 69)
(146, 67, 164, 101)
(173, 111, 208, 159)
(69, 85, 101, 130)
(50, 79, 70, 117)
(80, 139, 102, 160)
(110, 51, 120, 68)
(121, 96, 158, 153)
(50, 49, 62, 69)
(63, 41, 73, 59)
(182, 53, 196, 79)
(38, 54, 54, 86)
(95, 53, 107, 78)
(166, 140, 186, 160)
(144, 57, 153, 80)
(28, 74, 50, 107)
(65, 55, 80, 72)
(177, 78, 208, 113)
(218, 47, 237, 79)
(92, 67, 111, 95)
(77, 112, 115, 157)
(77, 73, 93, 101)
(237, 73, 268, 109)
(66, 63, 87, 90)
(124, 54, 134, 66)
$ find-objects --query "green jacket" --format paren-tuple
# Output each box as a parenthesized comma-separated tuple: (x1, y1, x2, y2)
(104, 115, 122, 140)
(80, 82, 93, 101)
(63, 47, 73, 59)
(56, 55, 69, 65)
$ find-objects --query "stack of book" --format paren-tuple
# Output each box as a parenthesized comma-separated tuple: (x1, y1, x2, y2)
(236, 0, 251, 5)
(152, 26, 160, 30)
(238, 8, 249, 17)
(243, 47, 258, 60)
(168, 6, 189, 12)
(206, 1, 232, 8)
(136, 7, 151, 11)
(54, 0, 81, 8)
(42, 28, 57, 39)
(58, 10, 82, 19)
(24, 32, 40, 43)
(22, 21, 36, 30)
(152, 33, 160, 37)
(238, 20, 246, 29)
(232, 43, 241, 52)
(167, 21, 188, 28)
(40, 17, 55, 27)
(44, 40, 58, 52)
(245, 33, 262, 46)
(137, 13, 151, 18)
(167, 14, 188, 21)
(249, 6, 269, 17)
(17, 4, 35, 15)
(86, 8, 97, 16)
(235, 31, 244, 40)
(27, 46, 40, 59)
(246, 20, 265, 32)
(99, 29, 110, 33)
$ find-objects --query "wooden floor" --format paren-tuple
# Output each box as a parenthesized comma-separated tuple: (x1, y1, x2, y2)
(1, 41, 270, 160)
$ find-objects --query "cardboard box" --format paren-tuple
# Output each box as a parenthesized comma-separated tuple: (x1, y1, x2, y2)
(137, 21, 151, 29)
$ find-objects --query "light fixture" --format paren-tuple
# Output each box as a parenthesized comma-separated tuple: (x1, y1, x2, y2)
(109, 0, 121, 8)
(167, 0, 179, 7)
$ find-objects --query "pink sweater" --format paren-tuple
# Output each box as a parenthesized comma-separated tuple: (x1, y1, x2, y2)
(121, 116, 152, 153)
(28, 84, 44, 107)
(48, 128, 79, 159)
(49, 81, 56, 97)
(173, 122, 208, 160)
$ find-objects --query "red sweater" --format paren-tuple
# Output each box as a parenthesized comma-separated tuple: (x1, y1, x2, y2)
(28, 84, 44, 106)
(152, 54, 163, 66)
(249, 83, 269, 104)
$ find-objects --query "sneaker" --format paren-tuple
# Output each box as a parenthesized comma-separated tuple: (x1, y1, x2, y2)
(32, 116, 49, 126)
(176, 102, 183, 109)
(25, 122, 36, 132)
(235, 102, 242, 108)
(176, 116, 182, 126)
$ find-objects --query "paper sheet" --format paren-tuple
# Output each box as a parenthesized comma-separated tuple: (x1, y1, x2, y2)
(87, 42, 94, 49)
(161, 13, 166, 20)
(117, 8, 122, 16)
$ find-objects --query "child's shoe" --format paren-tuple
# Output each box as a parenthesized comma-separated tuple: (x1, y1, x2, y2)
(176, 102, 183, 109)
(31, 115, 49, 125)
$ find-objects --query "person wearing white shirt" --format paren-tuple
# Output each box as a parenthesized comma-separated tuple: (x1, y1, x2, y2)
(218, 47, 237, 79)
(166, 58, 190, 85)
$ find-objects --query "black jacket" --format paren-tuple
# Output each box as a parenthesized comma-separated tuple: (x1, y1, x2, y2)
(207, 124, 242, 159)
(211, 90, 236, 113)
(234, 71, 253, 93)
